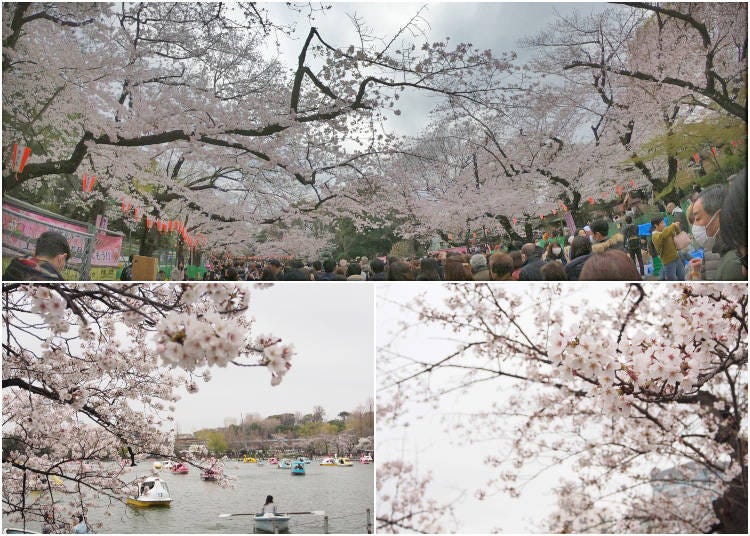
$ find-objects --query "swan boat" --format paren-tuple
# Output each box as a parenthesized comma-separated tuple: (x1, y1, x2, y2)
(171, 462, 189, 474)
(291, 460, 306, 475)
(320, 457, 352, 466)
(126, 477, 173, 507)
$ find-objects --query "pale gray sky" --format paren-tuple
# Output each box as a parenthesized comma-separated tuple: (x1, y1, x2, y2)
(376, 282, 621, 533)
(173, 283, 374, 432)
(266, 2, 610, 136)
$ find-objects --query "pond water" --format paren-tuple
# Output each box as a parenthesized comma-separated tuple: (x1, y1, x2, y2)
(5, 460, 374, 534)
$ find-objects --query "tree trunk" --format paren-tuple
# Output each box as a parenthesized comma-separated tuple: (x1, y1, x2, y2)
(523, 222, 533, 242)
(176, 237, 184, 267)
(139, 227, 159, 257)
(494, 215, 524, 244)
(664, 154, 680, 203)
(711, 468, 747, 533)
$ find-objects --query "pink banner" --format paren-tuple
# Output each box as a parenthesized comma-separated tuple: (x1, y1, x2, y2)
(2, 202, 122, 267)
(564, 211, 577, 236)
(431, 246, 468, 255)
(91, 233, 123, 267)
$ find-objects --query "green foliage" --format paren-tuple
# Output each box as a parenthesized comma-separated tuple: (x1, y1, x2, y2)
(389, 239, 418, 258)
(635, 115, 746, 164)
(195, 429, 228, 454)
(656, 147, 747, 200)
(327, 419, 346, 433)
(330, 216, 401, 259)
(632, 114, 746, 199)
(296, 421, 339, 438)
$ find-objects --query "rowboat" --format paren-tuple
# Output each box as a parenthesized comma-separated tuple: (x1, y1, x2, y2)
(254, 513, 290, 533)
(277, 458, 291, 469)
(242, 455, 257, 463)
(359, 455, 373, 464)
(126, 477, 172, 507)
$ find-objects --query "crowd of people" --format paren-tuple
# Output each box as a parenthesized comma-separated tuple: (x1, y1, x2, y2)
(194, 171, 747, 282)
(4, 171, 746, 283)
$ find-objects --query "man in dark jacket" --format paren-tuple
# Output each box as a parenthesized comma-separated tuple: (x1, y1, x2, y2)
(261, 259, 283, 281)
(317, 258, 339, 281)
(623, 215, 644, 275)
(519, 243, 544, 281)
(3, 231, 70, 281)
(369, 258, 386, 281)
(283, 259, 309, 280)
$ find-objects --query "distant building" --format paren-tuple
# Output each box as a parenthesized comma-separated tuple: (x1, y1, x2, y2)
(174, 434, 208, 456)
(650, 462, 719, 499)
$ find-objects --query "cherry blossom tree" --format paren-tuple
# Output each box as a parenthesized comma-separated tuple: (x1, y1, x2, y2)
(366, 3, 748, 243)
(378, 283, 747, 533)
(375, 95, 603, 243)
(2, 2, 517, 255)
(525, 3, 747, 191)
(2, 282, 295, 532)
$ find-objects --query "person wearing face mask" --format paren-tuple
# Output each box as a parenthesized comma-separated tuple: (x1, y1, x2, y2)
(718, 168, 747, 279)
(544, 241, 567, 265)
(691, 185, 743, 281)
(3, 231, 70, 281)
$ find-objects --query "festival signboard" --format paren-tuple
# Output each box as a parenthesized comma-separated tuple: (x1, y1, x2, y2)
(91, 233, 124, 267)
(2, 197, 124, 271)
(3, 202, 90, 265)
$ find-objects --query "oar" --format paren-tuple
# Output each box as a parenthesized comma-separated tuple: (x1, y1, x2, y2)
(219, 511, 325, 518)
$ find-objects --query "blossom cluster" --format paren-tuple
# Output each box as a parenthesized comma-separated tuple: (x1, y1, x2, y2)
(256, 334, 296, 386)
(180, 283, 249, 310)
(156, 311, 246, 369)
(547, 290, 742, 416)
(27, 286, 68, 334)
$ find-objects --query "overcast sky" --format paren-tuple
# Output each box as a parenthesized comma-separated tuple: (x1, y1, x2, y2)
(173, 283, 374, 432)
(266, 2, 610, 136)
(376, 282, 621, 533)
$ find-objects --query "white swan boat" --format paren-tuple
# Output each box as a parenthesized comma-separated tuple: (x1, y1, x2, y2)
(320, 457, 353, 467)
(126, 476, 173, 507)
